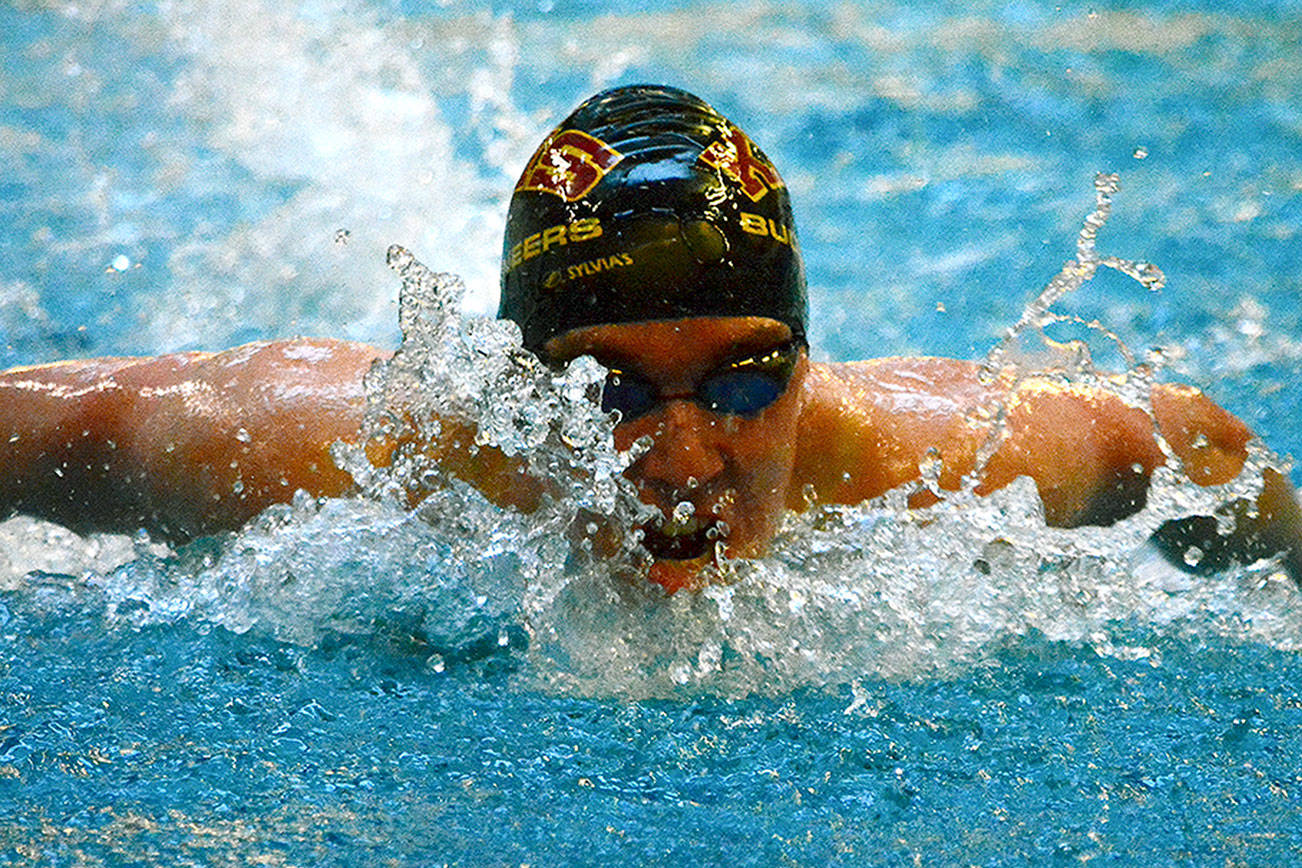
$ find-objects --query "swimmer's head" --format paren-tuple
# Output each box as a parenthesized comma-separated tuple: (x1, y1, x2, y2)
(498, 84, 807, 357)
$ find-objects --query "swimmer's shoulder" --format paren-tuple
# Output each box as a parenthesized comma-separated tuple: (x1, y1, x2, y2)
(793, 357, 1004, 505)
(802, 356, 1001, 418)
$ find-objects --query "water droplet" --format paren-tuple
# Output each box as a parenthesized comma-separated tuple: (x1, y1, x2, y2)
(385, 244, 414, 272)
(1132, 146, 1148, 160)
(235, 427, 252, 443)
(802, 483, 819, 508)
(110, 254, 131, 272)
(918, 449, 943, 488)
(1183, 546, 1204, 567)
(426, 654, 446, 673)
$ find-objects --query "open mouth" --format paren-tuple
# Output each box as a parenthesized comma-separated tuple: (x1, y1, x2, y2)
(638, 516, 721, 562)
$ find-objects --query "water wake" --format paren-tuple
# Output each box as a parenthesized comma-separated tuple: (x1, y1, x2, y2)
(3, 179, 1298, 698)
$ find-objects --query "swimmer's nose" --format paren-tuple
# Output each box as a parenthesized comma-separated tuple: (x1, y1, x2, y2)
(635, 400, 724, 493)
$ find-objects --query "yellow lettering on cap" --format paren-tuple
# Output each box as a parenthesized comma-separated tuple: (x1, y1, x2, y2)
(522, 232, 542, 261)
(739, 212, 769, 237)
(738, 212, 793, 247)
(568, 217, 602, 242)
(505, 218, 606, 274)
(541, 224, 568, 252)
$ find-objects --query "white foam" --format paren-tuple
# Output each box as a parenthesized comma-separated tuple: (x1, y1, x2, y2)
(4, 177, 1296, 699)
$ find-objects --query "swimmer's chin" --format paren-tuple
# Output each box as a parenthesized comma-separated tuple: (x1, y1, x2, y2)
(646, 555, 715, 595)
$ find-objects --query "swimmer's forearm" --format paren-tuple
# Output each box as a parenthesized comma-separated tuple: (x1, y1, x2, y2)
(362, 414, 544, 514)
(1143, 383, 1302, 579)
(1, 355, 168, 536)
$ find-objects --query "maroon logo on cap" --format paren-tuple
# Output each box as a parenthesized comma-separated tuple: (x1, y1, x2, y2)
(515, 130, 624, 202)
(698, 125, 785, 203)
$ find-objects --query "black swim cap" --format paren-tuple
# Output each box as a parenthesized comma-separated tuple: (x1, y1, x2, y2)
(498, 84, 807, 356)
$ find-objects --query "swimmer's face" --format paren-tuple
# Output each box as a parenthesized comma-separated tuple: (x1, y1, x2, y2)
(548, 316, 807, 593)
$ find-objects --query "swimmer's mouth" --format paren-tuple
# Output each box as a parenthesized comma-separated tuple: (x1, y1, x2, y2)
(639, 517, 721, 562)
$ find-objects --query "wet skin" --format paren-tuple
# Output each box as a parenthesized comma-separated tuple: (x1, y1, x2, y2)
(2, 317, 1301, 591)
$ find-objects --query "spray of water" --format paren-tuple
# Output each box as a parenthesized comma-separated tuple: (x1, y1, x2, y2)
(4, 177, 1298, 698)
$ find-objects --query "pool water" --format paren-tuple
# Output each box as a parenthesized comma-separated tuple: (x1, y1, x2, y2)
(3, 0, 1302, 863)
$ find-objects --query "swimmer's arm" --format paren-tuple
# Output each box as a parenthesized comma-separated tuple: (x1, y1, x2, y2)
(795, 360, 1302, 579)
(0, 339, 542, 543)
(978, 379, 1302, 577)
(792, 359, 1144, 519)
(1146, 385, 1302, 579)
(0, 340, 379, 541)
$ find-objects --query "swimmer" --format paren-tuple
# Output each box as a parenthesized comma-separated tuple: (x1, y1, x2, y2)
(2, 85, 1300, 593)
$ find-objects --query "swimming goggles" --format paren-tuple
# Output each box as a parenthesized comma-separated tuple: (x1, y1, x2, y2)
(600, 341, 800, 422)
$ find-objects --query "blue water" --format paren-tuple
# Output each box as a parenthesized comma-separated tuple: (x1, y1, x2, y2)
(3, 0, 1302, 863)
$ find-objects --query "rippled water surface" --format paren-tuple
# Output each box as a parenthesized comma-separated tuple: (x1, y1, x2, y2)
(3, 0, 1302, 863)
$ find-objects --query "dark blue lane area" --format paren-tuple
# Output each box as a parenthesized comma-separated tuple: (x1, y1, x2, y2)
(3, 599, 1300, 864)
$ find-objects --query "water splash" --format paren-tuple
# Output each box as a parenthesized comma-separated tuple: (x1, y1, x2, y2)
(333, 244, 654, 566)
(985, 173, 1165, 378)
(6, 182, 1300, 699)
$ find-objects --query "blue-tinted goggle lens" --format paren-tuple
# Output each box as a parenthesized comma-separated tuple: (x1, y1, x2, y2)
(697, 369, 786, 416)
(601, 373, 659, 420)
(600, 343, 798, 422)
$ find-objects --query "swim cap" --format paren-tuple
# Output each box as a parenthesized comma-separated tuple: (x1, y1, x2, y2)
(498, 84, 807, 356)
